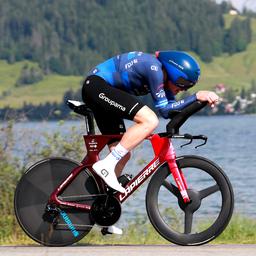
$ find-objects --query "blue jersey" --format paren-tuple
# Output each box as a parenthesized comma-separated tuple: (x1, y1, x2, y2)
(88, 51, 196, 118)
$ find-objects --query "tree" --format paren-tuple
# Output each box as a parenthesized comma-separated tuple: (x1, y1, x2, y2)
(15, 64, 44, 86)
(224, 17, 252, 54)
(0, 0, 252, 75)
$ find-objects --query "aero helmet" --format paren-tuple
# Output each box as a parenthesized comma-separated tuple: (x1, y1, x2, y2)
(156, 50, 200, 89)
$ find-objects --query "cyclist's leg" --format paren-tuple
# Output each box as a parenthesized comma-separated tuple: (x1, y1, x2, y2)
(107, 107, 159, 178)
(92, 116, 131, 177)
(108, 141, 131, 177)
(91, 110, 132, 182)
(118, 105, 159, 150)
(83, 77, 159, 151)
(82, 75, 158, 192)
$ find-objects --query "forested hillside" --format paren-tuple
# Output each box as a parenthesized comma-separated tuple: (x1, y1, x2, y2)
(0, 0, 252, 75)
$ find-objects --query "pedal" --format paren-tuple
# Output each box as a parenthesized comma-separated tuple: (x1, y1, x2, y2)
(118, 174, 133, 187)
(101, 227, 111, 236)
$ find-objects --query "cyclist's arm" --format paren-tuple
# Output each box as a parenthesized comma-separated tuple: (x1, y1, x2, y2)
(158, 94, 197, 118)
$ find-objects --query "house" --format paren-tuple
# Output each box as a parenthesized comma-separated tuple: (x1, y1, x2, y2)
(215, 83, 226, 94)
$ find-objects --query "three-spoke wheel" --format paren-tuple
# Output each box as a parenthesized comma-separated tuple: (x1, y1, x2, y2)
(146, 155, 234, 245)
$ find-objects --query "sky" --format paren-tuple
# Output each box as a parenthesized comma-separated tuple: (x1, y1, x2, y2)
(215, 0, 256, 12)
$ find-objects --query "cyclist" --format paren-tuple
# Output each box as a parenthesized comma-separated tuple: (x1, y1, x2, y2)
(82, 51, 218, 234)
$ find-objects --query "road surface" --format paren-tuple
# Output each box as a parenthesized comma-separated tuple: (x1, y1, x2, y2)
(0, 244, 255, 256)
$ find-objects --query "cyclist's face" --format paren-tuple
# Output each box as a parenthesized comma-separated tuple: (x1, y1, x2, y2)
(166, 80, 185, 95)
(163, 69, 185, 95)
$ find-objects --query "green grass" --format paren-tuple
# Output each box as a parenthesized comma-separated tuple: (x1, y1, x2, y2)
(197, 42, 256, 92)
(2, 74, 82, 108)
(0, 60, 30, 94)
(1, 215, 256, 245)
(195, 15, 256, 92)
(214, 215, 256, 244)
(0, 60, 82, 108)
(80, 215, 256, 245)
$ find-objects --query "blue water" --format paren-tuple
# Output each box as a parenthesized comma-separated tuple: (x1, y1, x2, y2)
(8, 115, 256, 224)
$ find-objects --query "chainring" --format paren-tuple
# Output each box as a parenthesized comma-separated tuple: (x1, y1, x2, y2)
(90, 195, 121, 226)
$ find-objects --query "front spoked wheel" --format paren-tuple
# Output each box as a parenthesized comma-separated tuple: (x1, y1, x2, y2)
(146, 155, 234, 246)
(14, 157, 99, 246)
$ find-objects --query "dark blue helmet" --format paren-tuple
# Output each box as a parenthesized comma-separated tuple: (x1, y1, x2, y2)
(156, 50, 200, 89)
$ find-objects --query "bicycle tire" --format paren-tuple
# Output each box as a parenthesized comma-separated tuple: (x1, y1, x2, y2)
(146, 155, 234, 246)
(14, 157, 99, 246)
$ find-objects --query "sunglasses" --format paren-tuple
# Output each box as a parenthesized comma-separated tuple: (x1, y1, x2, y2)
(175, 77, 196, 89)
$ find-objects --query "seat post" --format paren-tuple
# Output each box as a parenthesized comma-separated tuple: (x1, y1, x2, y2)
(66, 100, 96, 135)
(85, 111, 95, 135)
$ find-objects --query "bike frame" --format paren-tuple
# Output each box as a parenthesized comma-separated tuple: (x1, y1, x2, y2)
(49, 133, 190, 211)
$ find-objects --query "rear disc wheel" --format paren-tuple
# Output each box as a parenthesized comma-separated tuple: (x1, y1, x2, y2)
(14, 157, 99, 246)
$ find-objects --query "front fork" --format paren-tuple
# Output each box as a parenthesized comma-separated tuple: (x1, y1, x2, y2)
(167, 155, 190, 203)
(151, 134, 190, 203)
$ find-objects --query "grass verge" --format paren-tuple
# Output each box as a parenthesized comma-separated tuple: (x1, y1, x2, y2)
(1, 215, 255, 245)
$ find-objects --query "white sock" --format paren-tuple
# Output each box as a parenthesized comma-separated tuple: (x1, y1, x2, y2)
(105, 143, 129, 164)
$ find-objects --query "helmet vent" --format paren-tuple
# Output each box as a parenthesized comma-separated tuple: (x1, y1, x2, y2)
(169, 59, 184, 70)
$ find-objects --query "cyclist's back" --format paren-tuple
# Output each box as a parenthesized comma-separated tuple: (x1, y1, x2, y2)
(88, 51, 163, 96)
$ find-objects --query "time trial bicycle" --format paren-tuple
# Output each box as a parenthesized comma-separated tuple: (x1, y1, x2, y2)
(14, 100, 234, 246)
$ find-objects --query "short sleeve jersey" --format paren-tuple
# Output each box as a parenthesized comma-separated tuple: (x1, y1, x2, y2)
(88, 51, 196, 118)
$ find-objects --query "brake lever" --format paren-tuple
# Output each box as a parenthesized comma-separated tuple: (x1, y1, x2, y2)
(180, 139, 192, 148)
(180, 133, 193, 148)
(178, 134, 207, 148)
(195, 135, 208, 148)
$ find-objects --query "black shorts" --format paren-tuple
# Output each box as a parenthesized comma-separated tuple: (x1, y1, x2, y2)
(82, 75, 145, 136)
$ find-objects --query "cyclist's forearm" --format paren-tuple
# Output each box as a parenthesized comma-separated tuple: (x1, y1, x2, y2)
(158, 94, 197, 118)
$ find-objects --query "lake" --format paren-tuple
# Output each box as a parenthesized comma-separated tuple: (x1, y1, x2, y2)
(9, 115, 256, 225)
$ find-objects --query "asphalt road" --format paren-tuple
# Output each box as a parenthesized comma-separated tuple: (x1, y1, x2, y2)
(0, 244, 255, 256)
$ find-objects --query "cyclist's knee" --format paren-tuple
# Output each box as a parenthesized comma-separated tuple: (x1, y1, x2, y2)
(134, 106, 159, 132)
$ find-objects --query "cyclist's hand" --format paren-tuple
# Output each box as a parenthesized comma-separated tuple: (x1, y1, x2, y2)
(196, 91, 219, 108)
